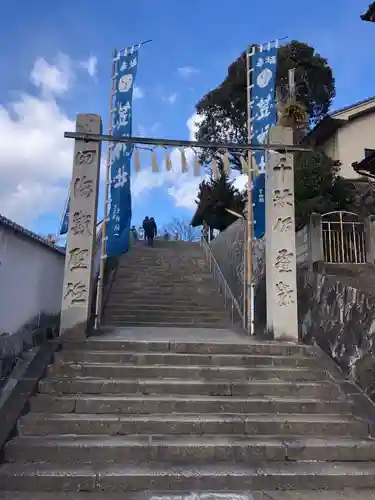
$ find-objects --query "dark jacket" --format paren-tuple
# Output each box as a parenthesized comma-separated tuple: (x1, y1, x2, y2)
(150, 219, 157, 237)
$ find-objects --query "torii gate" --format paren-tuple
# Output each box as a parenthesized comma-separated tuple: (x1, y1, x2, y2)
(60, 116, 310, 342)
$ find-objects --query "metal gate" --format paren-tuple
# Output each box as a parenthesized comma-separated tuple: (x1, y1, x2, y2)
(321, 211, 366, 264)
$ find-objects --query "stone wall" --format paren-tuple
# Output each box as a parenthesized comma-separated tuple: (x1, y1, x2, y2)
(253, 252, 375, 402)
(296, 225, 309, 264)
(210, 215, 375, 402)
(208, 219, 265, 319)
(209, 215, 375, 404)
(209, 219, 246, 313)
(0, 314, 59, 393)
(298, 264, 375, 401)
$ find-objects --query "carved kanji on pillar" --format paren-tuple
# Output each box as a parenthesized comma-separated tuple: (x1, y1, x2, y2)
(60, 114, 102, 338)
(265, 126, 298, 341)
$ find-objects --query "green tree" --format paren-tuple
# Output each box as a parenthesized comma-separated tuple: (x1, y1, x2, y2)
(191, 170, 247, 232)
(195, 40, 335, 170)
(294, 152, 355, 229)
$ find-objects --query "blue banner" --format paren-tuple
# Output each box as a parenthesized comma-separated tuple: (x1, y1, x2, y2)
(59, 190, 70, 235)
(252, 172, 265, 235)
(106, 47, 139, 258)
(251, 45, 278, 239)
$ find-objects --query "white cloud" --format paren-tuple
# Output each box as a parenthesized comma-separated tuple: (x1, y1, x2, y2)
(80, 55, 98, 77)
(132, 113, 208, 210)
(151, 122, 161, 133)
(132, 146, 204, 210)
(233, 172, 248, 192)
(187, 113, 204, 140)
(30, 53, 73, 96)
(0, 92, 75, 225)
(0, 53, 103, 226)
(166, 92, 177, 104)
(177, 66, 199, 77)
(133, 86, 144, 99)
(132, 112, 248, 212)
(2, 183, 67, 225)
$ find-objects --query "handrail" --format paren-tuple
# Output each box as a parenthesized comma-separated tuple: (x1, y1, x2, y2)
(200, 236, 245, 327)
(92, 230, 137, 329)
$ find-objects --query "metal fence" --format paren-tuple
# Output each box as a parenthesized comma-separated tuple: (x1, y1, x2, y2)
(200, 236, 244, 326)
(322, 211, 366, 264)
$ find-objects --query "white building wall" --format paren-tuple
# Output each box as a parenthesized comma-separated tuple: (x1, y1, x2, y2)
(336, 112, 375, 179)
(0, 225, 65, 334)
(320, 105, 375, 180)
(321, 134, 339, 163)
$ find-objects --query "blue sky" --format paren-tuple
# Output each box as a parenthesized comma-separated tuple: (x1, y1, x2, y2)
(0, 0, 374, 236)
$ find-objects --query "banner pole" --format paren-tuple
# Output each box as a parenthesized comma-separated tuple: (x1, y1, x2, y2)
(246, 46, 255, 335)
(95, 48, 117, 327)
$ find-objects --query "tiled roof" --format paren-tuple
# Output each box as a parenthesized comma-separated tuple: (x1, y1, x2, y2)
(330, 95, 375, 118)
(0, 214, 65, 256)
(302, 96, 375, 146)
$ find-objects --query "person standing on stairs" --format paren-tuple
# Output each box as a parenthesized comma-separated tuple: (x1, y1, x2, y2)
(150, 217, 157, 240)
(143, 216, 156, 246)
(142, 217, 149, 242)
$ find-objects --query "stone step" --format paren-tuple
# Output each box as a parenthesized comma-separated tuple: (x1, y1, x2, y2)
(104, 303, 226, 312)
(110, 283, 217, 290)
(116, 260, 206, 266)
(108, 289, 220, 297)
(115, 262, 208, 270)
(108, 294, 220, 302)
(102, 316, 231, 325)
(115, 253, 207, 260)
(113, 279, 215, 286)
(104, 307, 228, 315)
(18, 413, 367, 437)
(6, 435, 375, 464)
(112, 282, 219, 292)
(105, 299, 223, 314)
(111, 282, 217, 290)
(105, 297, 225, 307)
(105, 298, 225, 307)
(103, 312, 230, 323)
(0, 492, 374, 500)
(103, 320, 234, 328)
(30, 394, 354, 416)
(49, 363, 324, 382)
(61, 339, 313, 356)
(114, 271, 214, 279)
(38, 378, 338, 398)
(2, 461, 375, 491)
(115, 270, 210, 276)
(105, 295, 226, 311)
(54, 350, 319, 368)
(104, 307, 227, 314)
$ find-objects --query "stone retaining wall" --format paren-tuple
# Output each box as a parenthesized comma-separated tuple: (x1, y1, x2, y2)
(211, 219, 375, 403)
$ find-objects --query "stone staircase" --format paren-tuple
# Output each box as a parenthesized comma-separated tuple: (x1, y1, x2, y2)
(2, 327, 375, 495)
(103, 241, 235, 328)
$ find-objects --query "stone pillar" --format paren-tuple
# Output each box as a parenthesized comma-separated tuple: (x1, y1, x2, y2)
(265, 125, 298, 341)
(60, 114, 102, 339)
(309, 213, 324, 267)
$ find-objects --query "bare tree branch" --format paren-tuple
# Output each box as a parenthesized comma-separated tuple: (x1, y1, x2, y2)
(163, 217, 200, 242)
